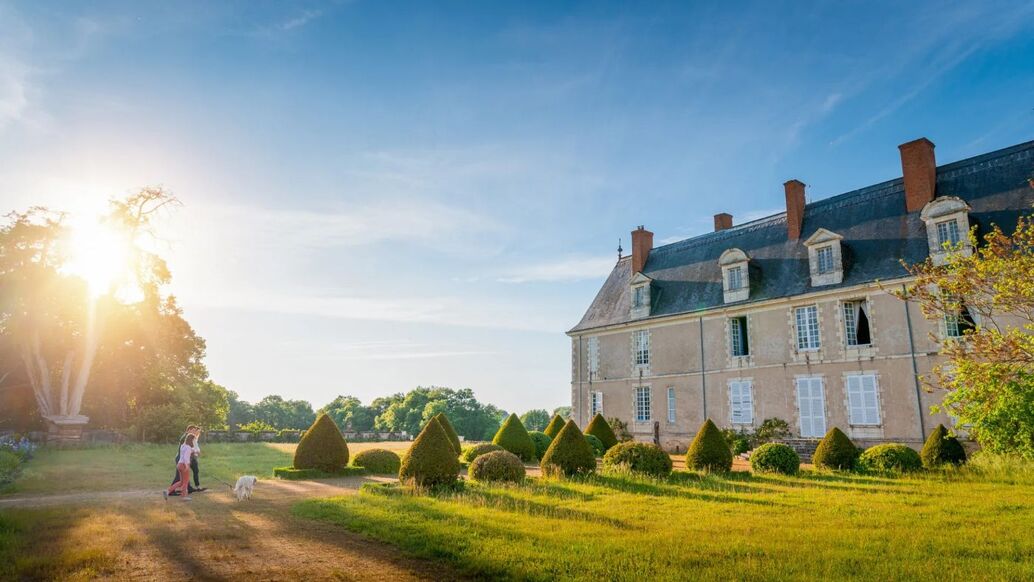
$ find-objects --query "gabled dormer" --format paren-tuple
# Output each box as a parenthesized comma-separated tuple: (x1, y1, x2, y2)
(920, 196, 972, 265)
(719, 248, 750, 303)
(804, 228, 844, 286)
(630, 271, 652, 319)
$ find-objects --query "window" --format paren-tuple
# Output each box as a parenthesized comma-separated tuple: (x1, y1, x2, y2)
(816, 246, 835, 274)
(945, 307, 976, 338)
(634, 387, 651, 422)
(796, 377, 826, 437)
(633, 330, 650, 367)
(632, 286, 646, 308)
(729, 316, 749, 357)
(587, 336, 600, 377)
(846, 374, 880, 425)
(720, 248, 750, 303)
(936, 219, 961, 248)
(843, 300, 871, 347)
(729, 380, 754, 424)
(667, 387, 676, 423)
(726, 266, 744, 291)
(795, 305, 820, 351)
(590, 391, 603, 417)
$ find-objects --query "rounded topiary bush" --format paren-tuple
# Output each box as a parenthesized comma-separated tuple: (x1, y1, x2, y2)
(294, 413, 350, 472)
(585, 413, 618, 451)
(461, 443, 504, 463)
(432, 413, 462, 455)
(468, 450, 526, 483)
(541, 419, 596, 477)
(602, 441, 672, 477)
(859, 443, 922, 473)
(399, 418, 462, 487)
(750, 443, 800, 475)
(351, 448, 401, 474)
(812, 427, 860, 471)
(686, 419, 733, 473)
(492, 413, 537, 462)
(529, 431, 552, 460)
(543, 415, 566, 439)
(921, 424, 967, 468)
(585, 434, 605, 457)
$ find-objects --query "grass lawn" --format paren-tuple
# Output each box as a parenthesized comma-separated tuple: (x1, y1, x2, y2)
(295, 456, 1034, 581)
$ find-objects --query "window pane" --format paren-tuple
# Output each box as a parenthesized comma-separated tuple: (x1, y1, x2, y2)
(635, 387, 651, 422)
(667, 387, 676, 423)
(817, 246, 834, 273)
(796, 306, 820, 350)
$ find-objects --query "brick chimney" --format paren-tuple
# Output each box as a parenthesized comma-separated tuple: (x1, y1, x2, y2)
(899, 138, 936, 212)
(630, 226, 653, 274)
(714, 213, 733, 231)
(784, 179, 806, 240)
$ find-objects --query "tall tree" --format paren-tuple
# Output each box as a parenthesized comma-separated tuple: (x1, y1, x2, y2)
(520, 409, 551, 431)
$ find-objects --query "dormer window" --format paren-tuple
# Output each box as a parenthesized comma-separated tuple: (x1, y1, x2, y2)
(921, 197, 972, 266)
(629, 272, 652, 319)
(816, 246, 835, 274)
(719, 248, 750, 303)
(727, 266, 744, 291)
(936, 218, 962, 247)
(632, 286, 647, 308)
(804, 228, 844, 287)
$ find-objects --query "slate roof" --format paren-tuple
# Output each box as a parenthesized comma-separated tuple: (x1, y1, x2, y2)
(570, 140, 1034, 334)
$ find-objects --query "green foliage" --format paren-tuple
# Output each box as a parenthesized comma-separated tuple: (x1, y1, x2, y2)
(859, 444, 923, 473)
(721, 428, 751, 455)
(351, 448, 402, 474)
(399, 417, 461, 487)
(375, 387, 506, 442)
(543, 415, 565, 439)
(686, 419, 733, 473)
(461, 443, 504, 463)
(585, 434, 605, 457)
(492, 414, 537, 462)
(468, 450, 526, 483)
(540, 419, 596, 477)
(754, 418, 792, 443)
(921, 424, 967, 468)
(237, 420, 277, 433)
(528, 431, 552, 459)
(585, 413, 619, 450)
(812, 427, 860, 470)
(293, 413, 350, 472)
(274, 466, 365, 480)
(750, 443, 800, 475)
(432, 413, 462, 455)
(552, 406, 572, 420)
(519, 409, 551, 432)
(252, 395, 316, 430)
(602, 442, 672, 477)
(607, 417, 633, 442)
(0, 451, 20, 485)
(320, 395, 377, 432)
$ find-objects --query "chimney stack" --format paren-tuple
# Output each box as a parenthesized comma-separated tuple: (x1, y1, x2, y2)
(784, 179, 806, 240)
(630, 226, 653, 274)
(714, 213, 733, 231)
(899, 138, 936, 212)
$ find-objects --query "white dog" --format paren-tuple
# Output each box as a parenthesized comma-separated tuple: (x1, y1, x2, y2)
(233, 476, 257, 501)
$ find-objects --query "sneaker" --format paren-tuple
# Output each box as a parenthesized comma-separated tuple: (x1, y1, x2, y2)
(196, 487, 208, 492)
(183, 496, 192, 501)
(169, 491, 180, 497)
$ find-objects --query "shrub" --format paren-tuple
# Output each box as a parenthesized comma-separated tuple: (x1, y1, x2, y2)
(274, 466, 365, 480)
(0, 451, 20, 485)
(722, 428, 751, 455)
(540, 419, 596, 477)
(432, 413, 462, 455)
(608, 417, 633, 442)
(686, 419, 733, 473)
(468, 450, 526, 483)
(529, 431, 552, 459)
(294, 413, 350, 472)
(585, 434, 605, 457)
(754, 418, 792, 443)
(492, 413, 537, 462)
(750, 443, 800, 475)
(602, 442, 672, 477)
(461, 443, 504, 463)
(543, 415, 565, 439)
(585, 413, 619, 450)
(921, 424, 968, 468)
(352, 448, 402, 474)
(859, 444, 923, 473)
(812, 427, 860, 470)
(399, 417, 461, 487)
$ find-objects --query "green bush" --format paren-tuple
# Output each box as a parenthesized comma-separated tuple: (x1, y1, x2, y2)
(859, 444, 923, 473)
(274, 466, 366, 480)
(293, 413, 350, 472)
(432, 413, 462, 455)
(750, 443, 800, 475)
(529, 431, 552, 459)
(812, 427, 860, 470)
(461, 443, 504, 463)
(721, 428, 751, 456)
(921, 424, 968, 468)
(0, 451, 20, 485)
(585, 434, 605, 457)
(686, 419, 733, 473)
(585, 413, 618, 450)
(351, 448, 402, 474)
(602, 442, 672, 477)
(468, 450, 526, 483)
(492, 413, 537, 462)
(543, 415, 565, 439)
(540, 419, 596, 477)
(399, 417, 462, 487)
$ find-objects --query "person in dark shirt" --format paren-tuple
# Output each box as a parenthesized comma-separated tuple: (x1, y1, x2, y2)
(169, 425, 206, 495)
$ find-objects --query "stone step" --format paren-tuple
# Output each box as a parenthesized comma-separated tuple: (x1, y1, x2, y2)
(771, 438, 821, 462)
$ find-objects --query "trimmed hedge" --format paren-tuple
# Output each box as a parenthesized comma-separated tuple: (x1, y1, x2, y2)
(540, 419, 596, 477)
(686, 419, 733, 473)
(602, 442, 672, 477)
(812, 427, 859, 470)
(493, 413, 537, 462)
(468, 450, 526, 483)
(750, 443, 800, 475)
(399, 417, 462, 487)
(543, 415, 566, 439)
(585, 434, 605, 457)
(921, 424, 967, 468)
(529, 431, 553, 459)
(461, 443, 504, 463)
(351, 448, 402, 474)
(293, 413, 350, 472)
(433, 413, 462, 455)
(274, 466, 366, 480)
(585, 413, 618, 451)
(859, 444, 923, 473)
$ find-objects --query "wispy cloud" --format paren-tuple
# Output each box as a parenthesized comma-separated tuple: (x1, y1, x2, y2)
(496, 255, 616, 283)
(281, 9, 323, 31)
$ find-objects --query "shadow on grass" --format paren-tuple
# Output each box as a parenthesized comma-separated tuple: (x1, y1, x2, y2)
(462, 487, 637, 529)
(581, 473, 782, 507)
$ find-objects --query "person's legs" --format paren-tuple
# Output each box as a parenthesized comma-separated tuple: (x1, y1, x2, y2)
(167, 463, 190, 496)
(191, 457, 200, 488)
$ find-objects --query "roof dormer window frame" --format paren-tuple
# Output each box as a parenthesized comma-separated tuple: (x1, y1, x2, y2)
(719, 248, 750, 304)
(804, 228, 844, 287)
(629, 272, 652, 319)
(920, 196, 973, 266)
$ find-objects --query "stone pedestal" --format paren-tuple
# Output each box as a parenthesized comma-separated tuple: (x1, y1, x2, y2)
(44, 415, 90, 445)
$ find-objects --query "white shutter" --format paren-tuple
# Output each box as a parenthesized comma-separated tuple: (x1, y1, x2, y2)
(797, 377, 826, 437)
(597, 391, 603, 415)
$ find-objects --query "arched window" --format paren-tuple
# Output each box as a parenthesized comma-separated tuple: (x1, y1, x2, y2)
(920, 197, 973, 266)
(719, 248, 750, 303)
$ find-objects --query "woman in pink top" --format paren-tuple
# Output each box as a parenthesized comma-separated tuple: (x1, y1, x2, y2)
(165, 433, 197, 501)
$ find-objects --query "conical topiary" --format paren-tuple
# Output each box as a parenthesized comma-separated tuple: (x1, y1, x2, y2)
(294, 413, 350, 472)
(492, 413, 537, 461)
(812, 427, 859, 470)
(432, 413, 462, 455)
(921, 424, 967, 468)
(585, 413, 618, 451)
(399, 417, 461, 487)
(685, 419, 732, 473)
(543, 415, 565, 439)
(540, 419, 596, 477)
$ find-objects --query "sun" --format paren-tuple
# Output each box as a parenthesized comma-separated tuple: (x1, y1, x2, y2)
(63, 219, 132, 298)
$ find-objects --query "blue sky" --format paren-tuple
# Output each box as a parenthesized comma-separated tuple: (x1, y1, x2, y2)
(2, 1, 1033, 414)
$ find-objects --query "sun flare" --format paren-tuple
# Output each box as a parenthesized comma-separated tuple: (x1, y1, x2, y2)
(63, 219, 132, 298)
